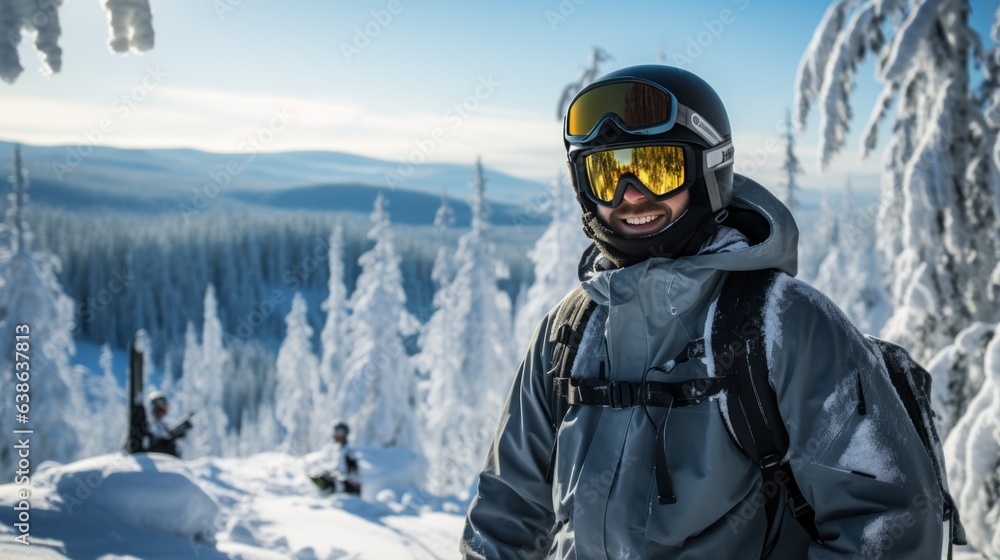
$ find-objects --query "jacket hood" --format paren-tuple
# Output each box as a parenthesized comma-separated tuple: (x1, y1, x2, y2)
(578, 173, 798, 289)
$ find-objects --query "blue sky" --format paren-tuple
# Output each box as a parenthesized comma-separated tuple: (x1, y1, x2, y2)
(1, 0, 997, 192)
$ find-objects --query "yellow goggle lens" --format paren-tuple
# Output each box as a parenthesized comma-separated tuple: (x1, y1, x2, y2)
(584, 145, 687, 203)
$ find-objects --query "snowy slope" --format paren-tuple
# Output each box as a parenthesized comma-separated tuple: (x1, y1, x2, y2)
(0, 449, 466, 559)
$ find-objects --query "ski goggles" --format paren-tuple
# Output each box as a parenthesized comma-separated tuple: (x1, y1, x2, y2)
(572, 140, 734, 207)
(564, 78, 726, 147)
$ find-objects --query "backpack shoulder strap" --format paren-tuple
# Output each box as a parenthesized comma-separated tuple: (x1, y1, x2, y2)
(712, 269, 820, 547)
(544, 286, 597, 482)
(547, 286, 599, 413)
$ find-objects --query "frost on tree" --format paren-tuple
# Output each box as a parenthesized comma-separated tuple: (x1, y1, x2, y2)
(929, 322, 995, 437)
(0, 0, 62, 83)
(795, 0, 999, 362)
(0, 0, 155, 84)
(944, 326, 1000, 557)
(275, 292, 320, 456)
(0, 145, 85, 471)
(415, 159, 516, 496)
(984, 7, 1000, 301)
(334, 194, 418, 450)
(101, 0, 154, 53)
(513, 171, 589, 355)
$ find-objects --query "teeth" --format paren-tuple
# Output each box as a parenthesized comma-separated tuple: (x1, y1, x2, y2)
(625, 215, 659, 225)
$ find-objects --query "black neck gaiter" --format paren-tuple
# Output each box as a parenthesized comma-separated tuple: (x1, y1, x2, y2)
(581, 204, 721, 269)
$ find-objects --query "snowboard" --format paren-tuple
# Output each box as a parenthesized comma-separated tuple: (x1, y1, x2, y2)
(124, 331, 148, 453)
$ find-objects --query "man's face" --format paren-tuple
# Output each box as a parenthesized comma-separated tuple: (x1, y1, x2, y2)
(595, 181, 692, 237)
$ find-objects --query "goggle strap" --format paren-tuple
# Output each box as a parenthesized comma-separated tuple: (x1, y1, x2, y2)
(702, 140, 734, 212)
(704, 140, 735, 169)
(675, 104, 726, 146)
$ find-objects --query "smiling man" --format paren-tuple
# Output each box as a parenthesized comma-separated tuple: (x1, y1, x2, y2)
(461, 65, 957, 559)
(597, 184, 690, 236)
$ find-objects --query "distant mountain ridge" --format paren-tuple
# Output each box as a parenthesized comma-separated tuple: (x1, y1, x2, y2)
(0, 140, 554, 227)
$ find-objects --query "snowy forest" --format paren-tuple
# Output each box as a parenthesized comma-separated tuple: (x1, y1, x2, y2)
(2, 0, 1000, 557)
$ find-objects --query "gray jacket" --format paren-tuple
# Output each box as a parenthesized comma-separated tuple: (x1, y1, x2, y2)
(462, 177, 944, 559)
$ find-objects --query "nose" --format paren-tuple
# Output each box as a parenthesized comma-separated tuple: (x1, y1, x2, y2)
(621, 181, 650, 204)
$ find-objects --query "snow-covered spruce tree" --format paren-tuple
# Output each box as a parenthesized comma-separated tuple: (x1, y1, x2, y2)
(334, 194, 418, 450)
(275, 292, 320, 456)
(415, 158, 516, 496)
(930, 322, 996, 436)
(985, 7, 1000, 301)
(799, 187, 838, 284)
(555, 47, 613, 119)
(513, 171, 589, 355)
(319, 224, 349, 399)
(940, 13, 1000, 554)
(796, 0, 999, 362)
(0, 145, 84, 471)
(414, 193, 457, 406)
(431, 192, 457, 296)
(780, 108, 803, 214)
(812, 181, 891, 335)
(85, 342, 126, 455)
(176, 284, 230, 458)
(943, 326, 1000, 557)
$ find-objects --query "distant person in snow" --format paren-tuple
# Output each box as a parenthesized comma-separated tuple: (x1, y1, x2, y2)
(311, 421, 361, 496)
(145, 390, 193, 458)
(461, 65, 962, 558)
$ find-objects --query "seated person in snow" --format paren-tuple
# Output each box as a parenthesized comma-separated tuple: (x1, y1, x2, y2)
(144, 390, 193, 458)
(311, 421, 361, 496)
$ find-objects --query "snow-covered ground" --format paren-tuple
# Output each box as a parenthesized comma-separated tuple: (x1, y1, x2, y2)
(0, 448, 467, 559)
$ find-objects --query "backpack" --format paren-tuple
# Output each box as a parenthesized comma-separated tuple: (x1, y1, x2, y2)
(545, 268, 966, 555)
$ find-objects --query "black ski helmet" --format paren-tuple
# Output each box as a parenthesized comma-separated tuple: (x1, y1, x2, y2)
(332, 421, 350, 439)
(564, 64, 734, 212)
